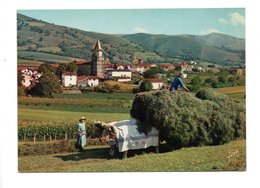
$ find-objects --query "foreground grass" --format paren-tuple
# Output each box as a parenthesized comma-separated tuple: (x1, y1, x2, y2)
(18, 108, 130, 122)
(18, 139, 246, 172)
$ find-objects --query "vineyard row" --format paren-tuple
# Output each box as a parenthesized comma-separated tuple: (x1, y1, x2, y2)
(18, 120, 95, 142)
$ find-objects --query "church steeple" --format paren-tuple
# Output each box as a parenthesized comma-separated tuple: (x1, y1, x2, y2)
(93, 40, 103, 51)
(91, 40, 105, 78)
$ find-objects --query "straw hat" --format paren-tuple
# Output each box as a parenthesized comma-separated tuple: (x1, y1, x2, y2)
(79, 117, 86, 121)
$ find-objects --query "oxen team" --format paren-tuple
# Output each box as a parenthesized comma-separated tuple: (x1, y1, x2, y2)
(91, 121, 123, 158)
(91, 120, 159, 159)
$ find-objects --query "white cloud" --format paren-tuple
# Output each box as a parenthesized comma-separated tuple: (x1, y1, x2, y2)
(201, 28, 222, 35)
(134, 27, 147, 33)
(229, 12, 245, 26)
(218, 18, 228, 25)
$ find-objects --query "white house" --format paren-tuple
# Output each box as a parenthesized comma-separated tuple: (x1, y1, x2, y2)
(62, 72, 77, 87)
(107, 69, 132, 82)
(138, 78, 164, 90)
(77, 76, 99, 87)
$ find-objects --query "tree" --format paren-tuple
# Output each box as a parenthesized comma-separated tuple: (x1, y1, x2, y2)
(55, 63, 67, 79)
(39, 63, 55, 74)
(66, 62, 77, 73)
(143, 66, 165, 78)
(139, 81, 153, 92)
(28, 71, 61, 98)
(189, 76, 203, 92)
(217, 75, 228, 84)
(18, 71, 26, 96)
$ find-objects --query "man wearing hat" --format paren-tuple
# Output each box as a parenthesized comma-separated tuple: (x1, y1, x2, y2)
(76, 117, 87, 151)
(170, 72, 190, 92)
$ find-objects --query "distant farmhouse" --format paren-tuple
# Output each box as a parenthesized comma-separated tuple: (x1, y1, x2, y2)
(138, 78, 165, 90)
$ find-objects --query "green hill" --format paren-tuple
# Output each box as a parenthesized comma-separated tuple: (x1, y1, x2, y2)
(123, 33, 245, 66)
(17, 13, 245, 66)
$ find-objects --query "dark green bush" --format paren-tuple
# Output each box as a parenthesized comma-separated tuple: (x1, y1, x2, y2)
(130, 88, 245, 149)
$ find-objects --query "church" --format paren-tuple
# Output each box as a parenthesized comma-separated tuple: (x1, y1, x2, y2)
(76, 40, 106, 79)
(76, 40, 132, 83)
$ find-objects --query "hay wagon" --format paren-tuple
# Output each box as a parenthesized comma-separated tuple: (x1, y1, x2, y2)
(92, 118, 159, 159)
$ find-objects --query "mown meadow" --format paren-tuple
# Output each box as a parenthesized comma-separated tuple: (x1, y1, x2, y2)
(18, 139, 246, 172)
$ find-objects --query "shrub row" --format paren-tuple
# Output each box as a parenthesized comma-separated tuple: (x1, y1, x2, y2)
(130, 88, 245, 149)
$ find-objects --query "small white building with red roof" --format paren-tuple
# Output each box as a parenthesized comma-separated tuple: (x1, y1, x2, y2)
(77, 76, 99, 87)
(138, 78, 165, 90)
(62, 72, 77, 87)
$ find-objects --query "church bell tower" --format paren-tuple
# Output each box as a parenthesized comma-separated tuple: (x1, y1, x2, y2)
(91, 40, 105, 78)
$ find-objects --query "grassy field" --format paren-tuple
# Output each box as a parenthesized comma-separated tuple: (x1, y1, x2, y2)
(18, 139, 246, 172)
(18, 108, 130, 122)
(18, 93, 134, 122)
(217, 86, 245, 103)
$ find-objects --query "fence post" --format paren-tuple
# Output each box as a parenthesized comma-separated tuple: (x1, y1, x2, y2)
(65, 132, 68, 140)
(33, 133, 36, 144)
(43, 135, 46, 142)
(50, 135, 52, 142)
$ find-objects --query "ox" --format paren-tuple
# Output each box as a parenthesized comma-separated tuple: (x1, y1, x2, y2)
(91, 118, 159, 159)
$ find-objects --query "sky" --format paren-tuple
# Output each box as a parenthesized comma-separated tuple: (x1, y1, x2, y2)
(17, 8, 245, 38)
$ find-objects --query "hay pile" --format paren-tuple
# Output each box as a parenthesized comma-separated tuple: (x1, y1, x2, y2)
(130, 88, 245, 149)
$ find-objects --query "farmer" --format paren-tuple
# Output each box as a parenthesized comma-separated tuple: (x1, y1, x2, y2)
(170, 72, 190, 92)
(76, 117, 87, 151)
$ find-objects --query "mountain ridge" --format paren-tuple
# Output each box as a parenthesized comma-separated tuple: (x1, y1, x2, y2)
(17, 13, 245, 66)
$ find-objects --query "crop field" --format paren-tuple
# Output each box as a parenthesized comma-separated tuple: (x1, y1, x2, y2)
(217, 86, 245, 102)
(18, 139, 246, 172)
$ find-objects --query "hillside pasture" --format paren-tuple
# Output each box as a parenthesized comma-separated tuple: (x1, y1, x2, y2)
(17, 51, 83, 64)
(17, 58, 44, 66)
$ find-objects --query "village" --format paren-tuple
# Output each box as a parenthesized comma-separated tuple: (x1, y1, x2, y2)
(18, 40, 245, 94)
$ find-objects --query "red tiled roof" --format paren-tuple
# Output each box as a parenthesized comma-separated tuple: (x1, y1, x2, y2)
(111, 76, 131, 79)
(226, 67, 243, 70)
(50, 64, 59, 68)
(77, 76, 99, 81)
(107, 69, 132, 72)
(160, 64, 175, 68)
(62, 72, 77, 76)
(134, 64, 151, 68)
(17, 67, 39, 71)
(75, 61, 90, 65)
